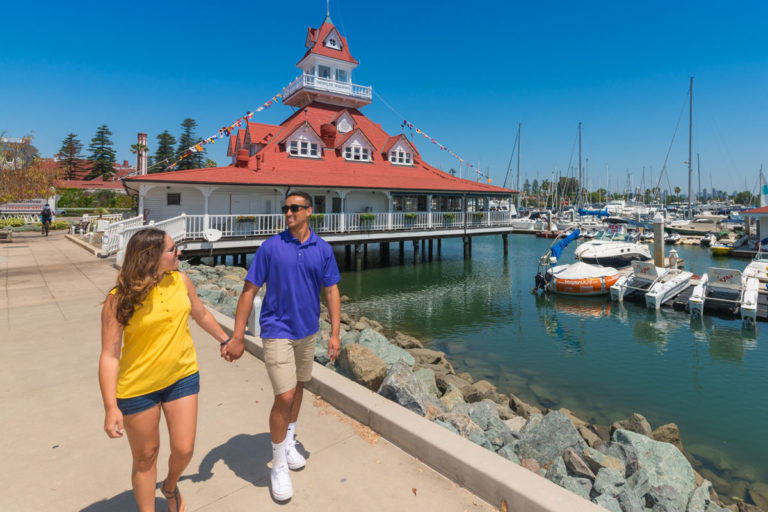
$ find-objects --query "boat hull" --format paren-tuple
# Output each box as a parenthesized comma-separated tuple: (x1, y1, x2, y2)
(578, 254, 650, 268)
(549, 274, 621, 296)
(710, 245, 732, 256)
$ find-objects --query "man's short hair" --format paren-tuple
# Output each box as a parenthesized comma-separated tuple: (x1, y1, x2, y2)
(286, 191, 312, 208)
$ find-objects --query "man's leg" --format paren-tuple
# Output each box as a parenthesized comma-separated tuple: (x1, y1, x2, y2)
(269, 387, 295, 444)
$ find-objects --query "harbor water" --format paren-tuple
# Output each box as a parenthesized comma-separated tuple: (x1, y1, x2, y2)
(333, 234, 767, 499)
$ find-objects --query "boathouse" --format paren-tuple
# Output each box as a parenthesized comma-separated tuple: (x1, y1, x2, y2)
(122, 15, 514, 227)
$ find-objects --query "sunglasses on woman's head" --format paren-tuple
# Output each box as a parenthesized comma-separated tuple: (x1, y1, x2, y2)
(282, 204, 310, 214)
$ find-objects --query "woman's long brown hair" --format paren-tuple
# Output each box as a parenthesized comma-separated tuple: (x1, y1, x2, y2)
(113, 228, 167, 325)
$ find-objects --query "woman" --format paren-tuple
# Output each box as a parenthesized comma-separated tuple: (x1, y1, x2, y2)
(98, 228, 231, 512)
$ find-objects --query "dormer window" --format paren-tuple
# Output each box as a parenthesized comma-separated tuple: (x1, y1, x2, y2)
(289, 140, 320, 158)
(390, 150, 413, 165)
(344, 146, 370, 161)
(326, 37, 340, 49)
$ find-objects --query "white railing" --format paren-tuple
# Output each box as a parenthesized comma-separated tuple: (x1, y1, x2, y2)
(282, 74, 372, 101)
(83, 213, 123, 223)
(0, 212, 40, 223)
(100, 215, 144, 256)
(186, 214, 286, 239)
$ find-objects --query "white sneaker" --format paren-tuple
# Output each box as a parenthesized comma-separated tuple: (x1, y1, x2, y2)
(286, 442, 306, 470)
(270, 465, 293, 501)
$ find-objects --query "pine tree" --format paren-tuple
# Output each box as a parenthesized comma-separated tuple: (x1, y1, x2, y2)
(152, 130, 176, 173)
(176, 118, 205, 170)
(87, 125, 116, 179)
(58, 133, 83, 180)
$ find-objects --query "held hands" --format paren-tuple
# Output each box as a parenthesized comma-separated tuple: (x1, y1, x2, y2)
(221, 336, 245, 362)
(328, 334, 341, 362)
(104, 407, 124, 439)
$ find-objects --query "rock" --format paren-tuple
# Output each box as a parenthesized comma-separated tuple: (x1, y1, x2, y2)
(520, 458, 541, 475)
(359, 328, 415, 368)
(508, 393, 542, 419)
(468, 430, 493, 450)
(391, 331, 424, 349)
(563, 448, 596, 479)
(593, 467, 626, 497)
(319, 310, 330, 324)
(651, 505, 673, 512)
(337, 344, 387, 391)
(461, 380, 498, 403)
(517, 410, 588, 467)
(314, 336, 330, 365)
(340, 330, 359, 346)
(435, 373, 472, 394)
(593, 423, 612, 443)
(497, 442, 520, 464)
(611, 413, 652, 438)
(504, 416, 526, 433)
(437, 411, 483, 438)
(407, 348, 454, 373)
(599, 441, 640, 477)
(352, 321, 369, 331)
(593, 494, 622, 512)
(582, 447, 625, 476)
(617, 489, 644, 512)
(368, 318, 384, 332)
(340, 312, 354, 325)
(749, 483, 768, 511)
(434, 419, 459, 435)
(625, 467, 652, 498)
(645, 485, 685, 512)
(377, 360, 427, 415)
(564, 477, 593, 500)
(651, 423, 685, 454)
(440, 389, 465, 411)
(733, 503, 765, 512)
(469, 400, 499, 430)
(579, 426, 605, 449)
(413, 368, 440, 399)
(424, 400, 445, 421)
(687, 480, 714, 512)
(456, 372, 475, 383)
(613, 429, 695, 505)
(546, 456, 568, 485)
(560, 408, 590, 430)
(496, 404, 517, 420)
(484, 419, 513, 451)
(340, 295, 349, 303)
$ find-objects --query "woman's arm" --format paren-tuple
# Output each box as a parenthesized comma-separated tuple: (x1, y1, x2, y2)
(98, 294, 125, 438)
(179, 272, 230, 346)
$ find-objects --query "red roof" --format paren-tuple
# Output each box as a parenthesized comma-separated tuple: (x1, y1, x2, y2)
(125, 103, 515, 195)
(743, 206, 768, 214)
(245, 121, 278, 146)
(381, 134, 417, 156)
(297, 19, 358, 66)
(47, 158, 134, 190)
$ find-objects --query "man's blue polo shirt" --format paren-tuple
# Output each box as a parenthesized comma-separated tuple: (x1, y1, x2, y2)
(245, 229, 340, 340)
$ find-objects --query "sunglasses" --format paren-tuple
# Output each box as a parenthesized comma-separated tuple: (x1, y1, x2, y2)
(281, 204, 310, 214)
(168, 244, 179, 254)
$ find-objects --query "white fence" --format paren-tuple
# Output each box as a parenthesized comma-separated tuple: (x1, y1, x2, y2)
(100, 215, 144, 257)
(0, 212, 40, 223)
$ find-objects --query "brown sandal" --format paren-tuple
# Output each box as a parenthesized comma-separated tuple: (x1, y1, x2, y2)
(161, 481, 183, 512)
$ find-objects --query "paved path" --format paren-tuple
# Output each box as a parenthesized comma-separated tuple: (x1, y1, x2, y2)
(0, 231, 495, 511)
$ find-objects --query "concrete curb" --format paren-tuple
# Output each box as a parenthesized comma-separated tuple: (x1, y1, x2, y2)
(64, 234, 101, 256)
(208, 309, 604, 512)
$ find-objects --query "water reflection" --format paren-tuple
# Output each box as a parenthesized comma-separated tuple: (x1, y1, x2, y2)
(690, 317, 759, 364)
(533, 293, 614, 355)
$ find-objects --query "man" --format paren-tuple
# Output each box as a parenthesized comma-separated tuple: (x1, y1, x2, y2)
(225, 190, 341, 501)
(40, 204, 53, 236)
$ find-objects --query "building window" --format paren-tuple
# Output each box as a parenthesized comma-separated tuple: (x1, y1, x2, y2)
(289, 140, 319, 158)
(335, 69, 347, 82)
(390, 150, 412, 165)
(327, 37, 339, 49)
(167, 193, 181, 206)
(318, 65, 331, 79)
(289, 141, 298, 155)
(344, 146, 370, 161)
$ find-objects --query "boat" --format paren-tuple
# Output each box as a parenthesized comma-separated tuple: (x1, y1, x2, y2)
(573, 228, 652, 268)
(511, 211, 554, 231)
(610, 260, 693, 309)
(664, 232, 681, 244)
(640, 231, 655, 242)
(688, 267, 759, 326)
(710, 243, 732, 256)
(533, 229, 621, 296)
(700, 233, 717, 246)
(665, 214, 727, 236)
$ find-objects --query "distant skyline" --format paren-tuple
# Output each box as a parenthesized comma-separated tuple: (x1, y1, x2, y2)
(2, 0, 766, 195)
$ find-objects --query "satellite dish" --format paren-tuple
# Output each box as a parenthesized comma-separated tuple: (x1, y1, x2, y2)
(203, 228, 222, 242)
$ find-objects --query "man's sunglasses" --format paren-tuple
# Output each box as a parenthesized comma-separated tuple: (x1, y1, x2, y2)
(281, 204, 310, 214)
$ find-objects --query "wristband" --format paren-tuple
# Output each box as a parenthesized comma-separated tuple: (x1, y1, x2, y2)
(220, 336, 232, 346)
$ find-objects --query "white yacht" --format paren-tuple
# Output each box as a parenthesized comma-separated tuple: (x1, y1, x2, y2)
(511, 211, 554, 231)
(574, 229, 652, 268)
(611, 260, 693, 309)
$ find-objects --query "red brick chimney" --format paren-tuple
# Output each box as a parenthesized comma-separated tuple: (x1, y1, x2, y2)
(235, 149, 249, 168)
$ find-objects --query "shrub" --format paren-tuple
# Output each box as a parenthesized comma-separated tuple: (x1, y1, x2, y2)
(473, 212, 484, 220)
(443, 213, 456, 221)
(236, 215, 256, 223)
(360, 213, 375, 222)
(404, 213, 417, 220)
(0, 218, 26, 228)
(51, 220, 70, 230)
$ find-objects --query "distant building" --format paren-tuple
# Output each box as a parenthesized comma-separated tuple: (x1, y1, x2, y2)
(50, 158, 133, 193)
(0, 136, 38, 170)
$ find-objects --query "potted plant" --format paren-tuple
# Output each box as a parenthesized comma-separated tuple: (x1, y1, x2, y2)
(472, 212, 484, 224)
(310, 213, 324, 230)
(236, 215, 256, 223)
(360, 213, 375, 230)
(404, 212, 417, 226)
(443, 212, 456, 226)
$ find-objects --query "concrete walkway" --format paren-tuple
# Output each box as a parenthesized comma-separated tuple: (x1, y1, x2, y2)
(0, 231, 495, 511)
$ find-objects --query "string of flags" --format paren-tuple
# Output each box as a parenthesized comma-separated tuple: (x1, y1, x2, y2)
(401, 119, 491, 183)
(164, 92, 284, 171)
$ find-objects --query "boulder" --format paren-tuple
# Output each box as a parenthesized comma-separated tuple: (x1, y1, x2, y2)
(413, 368, 440, 399)
(651, 423, 685, 454)
(468, 430, 492, 450)
(461, 380, 498, 403)
(645, 485, 686, 512)
(440, 389, 465, 411)
(560, 408, 590, 430)
(504, 416, 526, 433)
(424, 400, 445, 421)
(435, 373, 471, 394)
(564, 477, 593, 500)
(508, 393, 542, 419)
(469, 400, 499, 430)
(407, 348, 455, 374)
(340, 330, 359, 346)
(434, 419, 459, 435)
(378, 360, 427, 415)
(359, 328, 415, 368)
(563, 448, 595, 479)
(456, 372, 475, 384)
(391, 331, 424, 349)
(436, 411, 483, 438)
(687, 480, 715, 512)
(520, 458, 541, 475)
(546, 456, 568, 485)
(749, 482, 768, 511)
(340, 312, 354, 325)
(613, 429, 695, 505)
(611, 413, 652, 438)
(578, 426, 605, 449)
(314, 336, 330, 365)
(497, 442, 520, 464)
(617, 489, 644, 512)
(582, 447, 625, 476)
(337, 344, 387, 391)
(517, 410, 588, 467)
(593, 467, 627, 497)
(625, 467, 652, 498)
(592, 494, 622, 512)
(599, 441, 639, 477)
(592, 423, 612, 443)
(496, 403, 517, 421)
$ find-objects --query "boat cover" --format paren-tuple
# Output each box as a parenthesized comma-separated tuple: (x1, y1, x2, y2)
(578, 208, 609, 217)
(550, 228, 580, 262)
(552, 261, 618, 279)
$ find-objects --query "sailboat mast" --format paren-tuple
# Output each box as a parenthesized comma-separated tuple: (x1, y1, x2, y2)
(578, 122, 582, 208)
(687, 76, 694, 219)
(516, 123, 521, 210)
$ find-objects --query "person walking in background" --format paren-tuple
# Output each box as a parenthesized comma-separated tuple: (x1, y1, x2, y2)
(224, 190, 341, 502)
(40, 203, 52, 236)
(98, 228, 232, 512)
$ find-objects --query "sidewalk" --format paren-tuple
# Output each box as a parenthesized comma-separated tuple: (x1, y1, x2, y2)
(0, 231, 495, 511)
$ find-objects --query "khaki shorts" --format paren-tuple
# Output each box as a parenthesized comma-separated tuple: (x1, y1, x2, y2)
(262, 334, 317, 395)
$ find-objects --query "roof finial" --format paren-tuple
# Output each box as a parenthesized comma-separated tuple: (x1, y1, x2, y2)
(324, 0, 332, 23)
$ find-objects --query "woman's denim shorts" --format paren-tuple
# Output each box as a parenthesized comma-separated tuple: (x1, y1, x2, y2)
(116, 372, 199, 416)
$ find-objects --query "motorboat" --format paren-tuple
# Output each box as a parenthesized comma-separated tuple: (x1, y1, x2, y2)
(700, 233, 717, 247)
(688, 267, 759, 327)
(610, 260, 693, 309)
(710, 243, 732, 256)
(533, 229, 621, 296)
(640, 231, 655, 242)
(573, 229, 652, 268)
(511, 211, 554, 231)
(665, 215, 726, 236)
(664, 232, 681, 244)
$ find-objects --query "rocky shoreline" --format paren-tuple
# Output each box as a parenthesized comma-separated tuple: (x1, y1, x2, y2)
(181, 261, 767, 512)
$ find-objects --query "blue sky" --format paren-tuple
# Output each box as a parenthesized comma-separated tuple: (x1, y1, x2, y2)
(2, 0, 767, 195)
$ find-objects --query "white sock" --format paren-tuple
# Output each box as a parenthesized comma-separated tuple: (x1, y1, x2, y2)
(272, 439, 287, 470)
(286, 422, 297, 447)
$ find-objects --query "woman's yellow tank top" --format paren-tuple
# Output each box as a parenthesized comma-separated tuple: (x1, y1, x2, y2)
(113, 271, 199, 398)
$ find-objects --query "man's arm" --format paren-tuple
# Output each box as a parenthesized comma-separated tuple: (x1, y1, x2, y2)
(324, 284, 341, 361)
(224, 280, 259, 361)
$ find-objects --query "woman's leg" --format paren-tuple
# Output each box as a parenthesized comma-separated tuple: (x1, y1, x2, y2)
(123, 405, 162, 512)
(160, 393, 198, 511)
